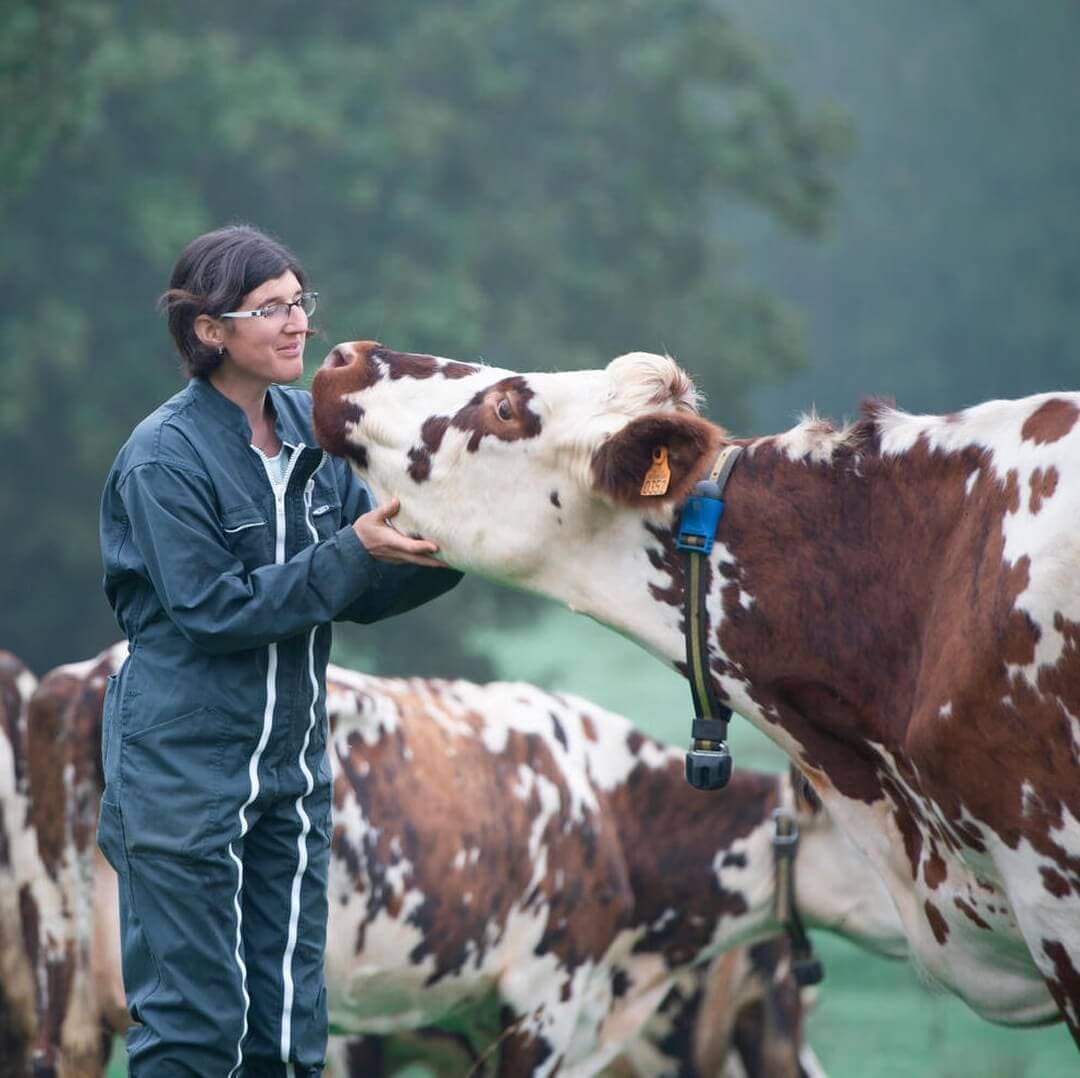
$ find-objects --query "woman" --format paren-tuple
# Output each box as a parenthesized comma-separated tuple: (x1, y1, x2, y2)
(97, 224, 460, 1076)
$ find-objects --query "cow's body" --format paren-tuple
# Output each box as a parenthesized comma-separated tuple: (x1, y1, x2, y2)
(311, 341, 1080, 1046)
(20, 646, 903, 1076)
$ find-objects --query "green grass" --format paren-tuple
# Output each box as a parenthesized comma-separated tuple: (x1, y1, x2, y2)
(107, 604, 1077, 1075)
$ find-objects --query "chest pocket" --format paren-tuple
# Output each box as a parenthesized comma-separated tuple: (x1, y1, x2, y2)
(221, 503, 272, 569)
(309, 498, 342, 541)
(307, 469, 343, 541)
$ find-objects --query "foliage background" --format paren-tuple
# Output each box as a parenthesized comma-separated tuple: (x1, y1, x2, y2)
(2, 0, 1078, 1073)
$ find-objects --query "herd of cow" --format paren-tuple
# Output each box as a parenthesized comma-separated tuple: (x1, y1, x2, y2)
(4, 340, 1080, 1075)
(3, 643, 901, 1076)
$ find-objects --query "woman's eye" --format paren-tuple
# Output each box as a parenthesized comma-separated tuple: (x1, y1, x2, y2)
(496, 398, 513, 421)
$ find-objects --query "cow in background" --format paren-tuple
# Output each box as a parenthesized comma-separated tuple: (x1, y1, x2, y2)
(1, 650, 40, 1075)
(8, 646, 129, 1077)
(330, 937, 825, 1078)
(311, 341, 1080, 1045)
(314, 668, 900, 1075)
(20, 648, 903, 1076)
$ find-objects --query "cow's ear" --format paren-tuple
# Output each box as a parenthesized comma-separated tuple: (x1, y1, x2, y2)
(591, 412, 724, 508)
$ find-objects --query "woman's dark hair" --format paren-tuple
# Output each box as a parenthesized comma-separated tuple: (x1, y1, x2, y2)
(159, 224, 307, 378)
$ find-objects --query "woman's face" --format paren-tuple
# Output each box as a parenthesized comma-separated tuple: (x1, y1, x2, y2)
(214, 270, 310, 388)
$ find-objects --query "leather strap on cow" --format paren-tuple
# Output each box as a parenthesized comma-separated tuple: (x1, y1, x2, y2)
(678, 444, 743, 791)
(772, 809, 825, 986)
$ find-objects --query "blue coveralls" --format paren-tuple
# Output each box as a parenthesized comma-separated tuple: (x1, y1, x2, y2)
(97, 377, 460, 1076)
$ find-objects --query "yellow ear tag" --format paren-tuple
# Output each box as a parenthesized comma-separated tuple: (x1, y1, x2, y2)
(640, 446, 671, 496)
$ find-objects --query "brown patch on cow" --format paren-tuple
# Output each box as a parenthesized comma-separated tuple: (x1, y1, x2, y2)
(374, 347, 478, 382)
(1028, 466, 1059, 515)
(924, 901, 949, 944)
(611, 766, 780, 965)
(1021, 399, 1080, 445)
(1041, 867, 1072, 899)
(312, 341, 381, 459)
(709, 424, 1080, 885)
(643, 519, 685, 617)
(591, 413, 724, 509)
(954, 897, 992, 931)
(1001, 468, 1021, 514)
(580, 713, 597, 742)
(449, 376, 542, 451)
(1042, 940, 1080, 1043)
(406, 416, 451, 483)
(27, 669, 84, 877)
(923, 846, 947, 889)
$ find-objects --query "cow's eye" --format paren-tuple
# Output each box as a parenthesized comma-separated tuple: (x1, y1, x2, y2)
(496, 398, 513, 421)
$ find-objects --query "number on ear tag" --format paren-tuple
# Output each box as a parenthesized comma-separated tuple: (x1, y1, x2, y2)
(640, 446, 671, 496)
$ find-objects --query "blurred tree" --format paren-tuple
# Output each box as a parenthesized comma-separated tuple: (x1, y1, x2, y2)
(0, 0, 849, 675)
(722, 0, 1080, 428)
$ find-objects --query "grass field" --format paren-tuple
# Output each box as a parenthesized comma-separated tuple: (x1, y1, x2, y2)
(105, 604, 1077, 1075)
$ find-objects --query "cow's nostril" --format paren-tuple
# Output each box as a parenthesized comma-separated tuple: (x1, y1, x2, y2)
(323, 345, 352, 371)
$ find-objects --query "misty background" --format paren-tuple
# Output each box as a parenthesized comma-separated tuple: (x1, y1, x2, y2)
(2, 2, 1077, 1073)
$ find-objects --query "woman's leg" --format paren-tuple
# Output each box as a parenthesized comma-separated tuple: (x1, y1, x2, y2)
(240, 771, 332, 1077)
(113, 837, 250, 1077)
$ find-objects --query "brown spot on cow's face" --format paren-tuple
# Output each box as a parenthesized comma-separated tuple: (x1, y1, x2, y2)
(1021, 399, 1079, 445)
(1028, 466, 1059, 514)
(449, 376, 542, 451)
(377, 347, 478, 381)
(407, 416, 451, 483)
(312, 341, 382, 460)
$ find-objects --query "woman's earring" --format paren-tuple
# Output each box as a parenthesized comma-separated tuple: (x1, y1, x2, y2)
(218, 346, 225, 357)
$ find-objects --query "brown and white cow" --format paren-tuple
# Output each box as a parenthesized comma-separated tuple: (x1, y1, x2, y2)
(1, 649, 41, 1073)
(317, 667, 900, 1075)
(311, 340, 1080, 1048)
(12, 645, 129, 1078)
(24, 647, 902, 1077)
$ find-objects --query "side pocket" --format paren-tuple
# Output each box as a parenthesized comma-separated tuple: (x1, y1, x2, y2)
(119, 707, 227, 859)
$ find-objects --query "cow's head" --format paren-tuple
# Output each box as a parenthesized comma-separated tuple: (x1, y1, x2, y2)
(312, 342, 722, 583)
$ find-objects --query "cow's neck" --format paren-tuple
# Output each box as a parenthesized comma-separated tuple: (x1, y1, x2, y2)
(533, 437, 963, 789)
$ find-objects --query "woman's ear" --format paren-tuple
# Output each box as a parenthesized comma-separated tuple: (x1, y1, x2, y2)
(590, 412, 724, 509)
(193, 313, 225, 351)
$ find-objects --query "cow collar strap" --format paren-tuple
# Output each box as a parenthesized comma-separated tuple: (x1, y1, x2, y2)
(677, 443, 743, 791)
(772, 808, 825, 986)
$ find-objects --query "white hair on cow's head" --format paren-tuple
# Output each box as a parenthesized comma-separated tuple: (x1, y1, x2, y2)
(605, 352, 703, 416)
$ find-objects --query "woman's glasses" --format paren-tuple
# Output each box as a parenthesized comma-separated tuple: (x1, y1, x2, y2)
(220, 291, 318, 322)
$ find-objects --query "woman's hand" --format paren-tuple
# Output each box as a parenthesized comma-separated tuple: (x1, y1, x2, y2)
(352, 498, 449, 569)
